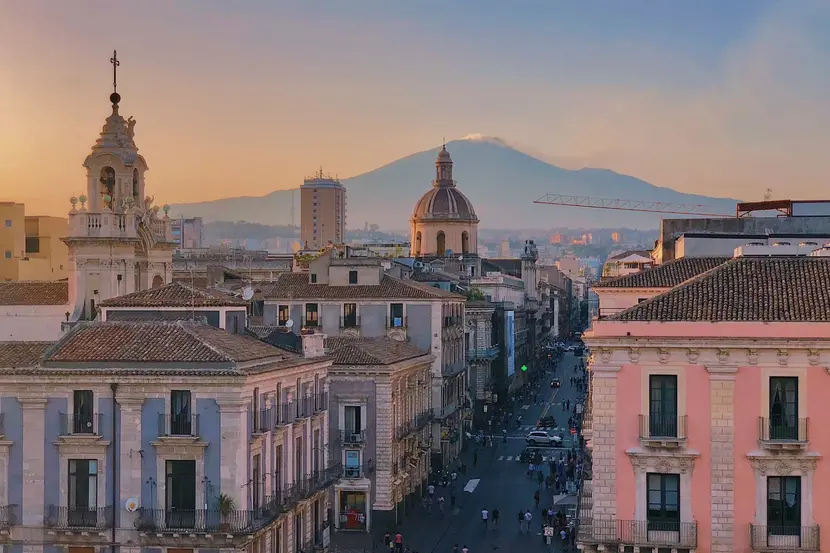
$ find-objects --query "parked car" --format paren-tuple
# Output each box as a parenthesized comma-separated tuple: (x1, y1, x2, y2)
(526, 430, 562, 446)
(537, 416, 557, 428)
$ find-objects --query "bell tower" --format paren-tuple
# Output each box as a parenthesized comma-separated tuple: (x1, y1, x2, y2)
(62, 51, 177, 323)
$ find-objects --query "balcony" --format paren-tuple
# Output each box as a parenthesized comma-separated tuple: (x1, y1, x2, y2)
(45, 506, 113, 531)
(340, 429, 366, 445)
(134, 508, 256, 534)
(158, 413, 200, 438)
(638, 414, 688, 448)
(339, 315, 361, 329)
(396, 411, 433, 440)
(750, 524, 820, 551)
(342, 462, 372, 479)
(0, 505, 18, 530)
(578, 519, 698, 549)
(395, 421, 414, 441)
(442, 360, 466, 378)
(278, 399, 313, 423)
(759, 417, 809, 450)
(59, 413, 102, 437)
(294, 463, 343, 500)
(313, 391, 328, 413)
(467, 345, 499, 361)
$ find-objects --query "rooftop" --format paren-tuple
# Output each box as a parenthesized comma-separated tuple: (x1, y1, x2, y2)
(594, 257, 729, 289)
(324, 336, 429, 365)
(98, 281, 248, 308)
(264, 272, 463, 300)
(0, 342, 53, 367)
(607, 249, 652, 261)
(0, 281, 69, 305)
(610, 256, 830, 322)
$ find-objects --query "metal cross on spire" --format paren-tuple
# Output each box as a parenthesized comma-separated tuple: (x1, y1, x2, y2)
(110, 50, 120, 93)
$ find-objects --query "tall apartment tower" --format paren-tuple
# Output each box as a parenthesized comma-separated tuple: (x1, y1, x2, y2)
(300, 169, 346, 249)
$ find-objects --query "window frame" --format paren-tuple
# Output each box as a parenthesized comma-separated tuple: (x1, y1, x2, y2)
(305, 303, 319, 327)
(343, 303, 358, 328)
(278, 305, 290, 326)
(769, 376, 799, 440)
(649, 374, 678, 438)
(767, 475, 801, 534)
(646, 472, 680, 529)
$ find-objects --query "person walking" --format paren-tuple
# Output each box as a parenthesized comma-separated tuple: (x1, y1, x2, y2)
(384, 532, 392, 552)
(534, 489, 541, 508)
(395, 531, 403, 553)
(438, 496, 445, 518)
(492, 507, 500, 529)
(462, 546, 469, 553)
(450, 490, 456, 507)
(481, 507, 489, 529)
(518, 510, 525, 533)
(523, 510, 533, 534)
(452, 545, 459, 553)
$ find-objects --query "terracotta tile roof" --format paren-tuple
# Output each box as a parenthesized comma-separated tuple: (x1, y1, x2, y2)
(325, 336, 429, 365)
(608, 249, 651, 261)
(594, 257, 729, 289)
(99, 282, 248, 307)
(44, 320, 292, 364)
(0, 342, 52, 366)
(411, 271, 455, 283)
(611, 256, 830, 322)
(264, 272, 463, 300)
(0, 281, 68, 305)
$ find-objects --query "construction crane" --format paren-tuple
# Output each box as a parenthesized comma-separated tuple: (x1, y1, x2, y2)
(533, 194, 736, 217)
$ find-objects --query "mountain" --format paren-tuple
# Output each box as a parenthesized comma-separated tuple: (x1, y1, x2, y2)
(170, 137, 739, 230)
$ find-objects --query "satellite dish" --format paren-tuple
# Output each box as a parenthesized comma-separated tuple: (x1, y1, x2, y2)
(242, 286, 254, 301)
(125, 498, 139, 512)
(285, 319, 294, 329)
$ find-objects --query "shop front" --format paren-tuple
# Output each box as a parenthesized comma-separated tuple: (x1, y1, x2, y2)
(337, 489, 369, 532)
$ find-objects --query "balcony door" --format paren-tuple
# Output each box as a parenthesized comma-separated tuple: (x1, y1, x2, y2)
(166, 460, 196, 529)
(344, 405, 361, 442)
(770, 377, 798, 440)
(171, 390, 192, 436)
(646, 473, 680, 531)
(68, 459, 98, 527)
(768, 476, 800, 539)
(73, 390, 94, 434)
(649, 375, 677, 438)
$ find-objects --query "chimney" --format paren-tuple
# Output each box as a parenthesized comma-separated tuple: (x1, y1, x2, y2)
(300, 328, 326, 358)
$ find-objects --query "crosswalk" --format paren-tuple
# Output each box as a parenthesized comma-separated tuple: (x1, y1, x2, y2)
(515, 425, 568, 433)
(496, 454, 564, 462)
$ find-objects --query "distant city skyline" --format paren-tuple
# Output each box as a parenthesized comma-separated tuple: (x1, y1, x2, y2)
(3, 1, 830, 217)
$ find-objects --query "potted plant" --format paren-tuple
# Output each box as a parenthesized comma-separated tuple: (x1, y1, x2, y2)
(217, 493, 236, 532)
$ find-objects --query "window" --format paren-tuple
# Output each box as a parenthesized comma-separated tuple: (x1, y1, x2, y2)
(348, 270, 358, 284)
(305, 303, 319, 327)
(313, 428, 321, 472)
(275, 444, 283, 492)
(345, 450, 361, 478)
(68, 459, 98, 527)
(295, 436, 304, 482)
(768, 476, 800, 535)
(73, 390, 94, 434)
(770, 377, 798, 440)
(344, 405, 362, 441)
(342, 303, 357, 328)
(170, 390, 192, 435)
(25, 237, 39, 253)
(278, 305, 289, 326)
(436, 231, 446, 257)
(310, 273, 318, 284)
(649, 375, 678, 438)
(3, 251, 10, 259)
(390, 303, 404, 327)
(647, 473, 680, 530)
(4, 220, 10, 228)
(166, 460, 196, 528)
(252, 454, 262, 509)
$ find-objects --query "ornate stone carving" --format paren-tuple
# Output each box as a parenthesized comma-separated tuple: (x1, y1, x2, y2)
(808, 349, 820, 366)
(657, 348, 670, 364)
(655, 459, 672, 473)
(747, 348, 759, 365)
(628, 347, 640, 364)
(686, 348, 700, 364)
(717, 349, 730, 364)
(747, 454, 819, 476)
(599, 347, 612, 364)
(627, 451, 698, 474)
(778, 349, 789, 366)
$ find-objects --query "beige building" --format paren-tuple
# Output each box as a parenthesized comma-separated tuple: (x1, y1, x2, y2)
(301, 171, 346, 249)
(0, 203, 68, 282)
(411, 145, 479, 258)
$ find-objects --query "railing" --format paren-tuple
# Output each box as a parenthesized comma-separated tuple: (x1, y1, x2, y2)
(313, 391, 328, 413)
(638, 414, 687, 440)
(339, 316, 361, 329)
(395, 421, 413, 441)
(59, 413, 102, 436)
(134, 508, 256, 534)
(301, 316, 319, 328)
(45, 505, 113, 530)
(579, 519, 697, 548)
(340, 429, 366, 444)
(415, 410, 433, 430)
(759, 417, 809, 443)
(467, 345, 499, 360)
(0, 505, 18, 530)
(386, 315, 407, 329)
(342, 462, 373, 479)
(0, 413, 5, 435)
(67, 210, 139, 240)
(442, 360, 466, 377)
(158, 413, 200, 437)
(750, 524, 820, 551)
(396, 411, 433, 440)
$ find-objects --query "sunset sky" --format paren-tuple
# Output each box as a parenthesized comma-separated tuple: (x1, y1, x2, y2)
(2, 1, 830, 217)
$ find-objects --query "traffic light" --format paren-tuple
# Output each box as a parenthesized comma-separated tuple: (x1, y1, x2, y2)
(521, 365, 528, 372)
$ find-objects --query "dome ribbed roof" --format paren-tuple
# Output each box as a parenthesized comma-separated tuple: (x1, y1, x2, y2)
(412, 187, 478, 222)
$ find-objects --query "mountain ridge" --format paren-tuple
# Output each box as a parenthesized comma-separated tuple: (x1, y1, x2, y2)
(170, 137, 739, 230)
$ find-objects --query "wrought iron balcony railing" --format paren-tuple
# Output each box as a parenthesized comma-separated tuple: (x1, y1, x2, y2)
(578, 519, 697, 548)
(158, 413, 200, 437)
(638, 414, 687, 446)
(339, 315, 361, 329)
(759, 417, 809, 445)
(0, 505, 18, 530)
(59, 413, 102, 436)
(134, 507, 257, 534)
(467, 345, 499, 361)
(340, 429, 366, 445)
(749, 524, 820, 551)
(45, 505, 113, 530)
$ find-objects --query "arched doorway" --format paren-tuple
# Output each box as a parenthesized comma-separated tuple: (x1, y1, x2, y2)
(152, 275, 164, 288)
(461, 231, 469, 255)
(436, 231, 446, 257)
(415, 231, 422, 256)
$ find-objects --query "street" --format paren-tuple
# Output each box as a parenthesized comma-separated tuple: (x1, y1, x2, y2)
(338, 352, 586, 553)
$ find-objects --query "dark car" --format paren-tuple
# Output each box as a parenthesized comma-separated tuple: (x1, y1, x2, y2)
(537, 416, 557, 428)
(551, 378, 561, 388)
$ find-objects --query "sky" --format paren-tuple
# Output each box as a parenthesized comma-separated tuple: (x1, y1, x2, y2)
(2, 0, 830, 216)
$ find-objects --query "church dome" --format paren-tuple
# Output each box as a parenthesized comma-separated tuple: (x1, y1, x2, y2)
(411, 145, 479, 223)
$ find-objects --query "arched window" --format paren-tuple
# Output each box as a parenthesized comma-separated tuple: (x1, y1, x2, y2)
(436, 231, 446, 257)
(152, 275, 164, 288)
(415, 231, 422, 256)
(461, 231, 469, 255)
(132, 168, 140, 198)
(100, 167, 115, 209)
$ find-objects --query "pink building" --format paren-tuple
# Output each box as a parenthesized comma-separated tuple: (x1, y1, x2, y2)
(580, 255, 830, 553)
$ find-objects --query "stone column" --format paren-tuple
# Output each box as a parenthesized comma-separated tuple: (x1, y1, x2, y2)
(118, 396, 144, 527)
(708, 365, 737, 553)
(322, 382, 330, 467)
(590, 365, 619, 521)
(374, 379, 394, 510)
(217, 397, 248, 508)
(20, 397, 46, 527)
